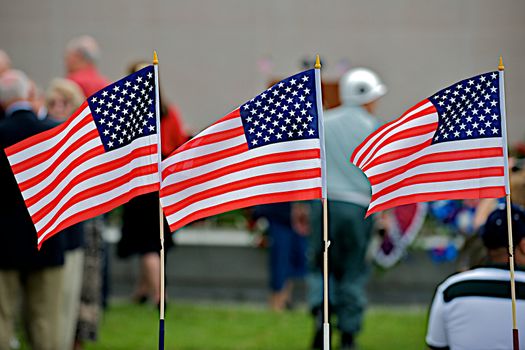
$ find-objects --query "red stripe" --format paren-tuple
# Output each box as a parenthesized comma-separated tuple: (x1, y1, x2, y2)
(23, 147, 103, 199)
(34, 164, 158, 234)
(173, 126, 245, 154)
(6, 102, 89, 157)
(163, 143, 248, 174)
(360, 122, 437, 172)
(351, 100, 432, 164)
(161, 148, 321, 196)
(366, 186, 506, 217)
(37, 182, 159, 249)
(168, 188, 322, 232)
(356, 139, 432, 171)
(18, 143, 105, 193)
(217, 109, 240, 122)
(27, 144, 157, 214)
(13, 124, 97, 175)
(368, 147, 504, 185)
(370, 167, 505, 202)
(163, 168, 321, 217)
(163, 109, 240, 160)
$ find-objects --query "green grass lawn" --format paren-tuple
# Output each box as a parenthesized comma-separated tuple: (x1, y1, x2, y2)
(83, 302, 427, 350)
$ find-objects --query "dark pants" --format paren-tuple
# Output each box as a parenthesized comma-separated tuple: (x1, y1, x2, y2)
(268, 221, 307, 292)
(307, 200, 373, 334)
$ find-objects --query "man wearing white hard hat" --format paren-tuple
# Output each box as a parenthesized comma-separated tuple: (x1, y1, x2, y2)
(308, 68, 387, 349)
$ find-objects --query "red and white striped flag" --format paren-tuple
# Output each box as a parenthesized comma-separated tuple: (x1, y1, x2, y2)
(160, 69, 326, 231)
(351, 71, 507, 216)
(5, 65, 160, 247)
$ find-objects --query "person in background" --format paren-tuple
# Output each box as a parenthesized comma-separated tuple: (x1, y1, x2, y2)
(0, 50, 12, 120)
(456, 160, 525, 271)
(308, 68, 387, 349)
(426, 204, 525, 349)
(117, 61, 188, 307)
(0, 69, 66, 350)
(46, 78, 84, 120)
(45, 78, 91, 350)
(64, 34, 112, 317)
(64, 35, 109, 97)
(253, 202, 309, 311)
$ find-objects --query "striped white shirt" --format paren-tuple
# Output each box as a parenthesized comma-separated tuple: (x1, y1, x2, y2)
(426, 265, 525, 350)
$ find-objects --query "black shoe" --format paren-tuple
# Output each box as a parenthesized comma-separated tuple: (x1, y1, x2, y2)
(340, 332, 354, 350)
(311, 306, 331, 349)
(312, 328, 323, 349)
(133, 294, 149, 304)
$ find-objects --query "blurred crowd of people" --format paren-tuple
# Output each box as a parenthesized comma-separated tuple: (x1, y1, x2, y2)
(3, 35, 525, 350)
(0, 35, 187, 350)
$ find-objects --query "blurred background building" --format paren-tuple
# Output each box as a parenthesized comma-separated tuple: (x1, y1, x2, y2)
(1, 0, 525, 142)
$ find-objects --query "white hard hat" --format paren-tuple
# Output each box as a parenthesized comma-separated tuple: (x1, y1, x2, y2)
(339, 67, 387, 106)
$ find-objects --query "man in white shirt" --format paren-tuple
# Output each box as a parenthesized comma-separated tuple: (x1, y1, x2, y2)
(426, 204, 525, 350)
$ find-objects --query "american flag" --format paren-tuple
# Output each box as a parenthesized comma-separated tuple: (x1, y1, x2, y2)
(5, 65, 160, 247)
(351, 71, 506, 216)
(160, 69, 325, 232)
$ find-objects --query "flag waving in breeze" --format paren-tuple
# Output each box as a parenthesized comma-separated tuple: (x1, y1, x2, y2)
(351, 71, 506, 216)
(5, 65, 160, 248)
(160, 69, 325, 232)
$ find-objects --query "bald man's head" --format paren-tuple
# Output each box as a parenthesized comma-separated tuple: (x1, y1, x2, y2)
(64, 35, 101, 73)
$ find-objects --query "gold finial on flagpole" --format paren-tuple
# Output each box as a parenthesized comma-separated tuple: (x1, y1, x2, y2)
(315, 55, 321, 69)
(498, 56, 504, 71)
(153, 51, 159, 65)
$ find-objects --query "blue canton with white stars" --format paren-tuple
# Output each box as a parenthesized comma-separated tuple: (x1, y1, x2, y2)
(240, 69, 319, 149)
(429, 71, 501, 145)
(87, 65, 157, 152)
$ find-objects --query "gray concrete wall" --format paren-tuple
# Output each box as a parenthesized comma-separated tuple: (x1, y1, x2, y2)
(1, 0, 524, 141)
(110, 243, 454, 305)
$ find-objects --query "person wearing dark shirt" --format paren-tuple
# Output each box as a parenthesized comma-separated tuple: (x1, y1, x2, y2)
(0, 69, 65, 350)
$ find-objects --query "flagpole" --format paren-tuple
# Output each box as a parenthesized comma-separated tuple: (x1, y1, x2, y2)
(314, 54, 331, 350)
(153, 51, 166, 350)
(498, 56, 519, 350)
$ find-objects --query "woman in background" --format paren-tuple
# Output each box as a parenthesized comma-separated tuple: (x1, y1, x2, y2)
(46, 78, 103, 350)
(117, 61, 188, 307)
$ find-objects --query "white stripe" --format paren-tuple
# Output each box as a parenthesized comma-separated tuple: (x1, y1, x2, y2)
(37, 172, 159, 244)
(14, 121, 98, 184)
(29, 151, 157, 217)
(194, 115, 243, 138)
(20, 134, 157, 200)
(359, 131, 435, 170)
(369, 176, 505, 209)
(7, 107, 91, 165)
(357, 111, 438, 168)
(164, 177, 322, 225)
(353, 101, 433, 165)
(161, 158, 322, 207)
(18, 138, 101, 195)
(161, 134, 247, 168)
(32, 153, 157, 228)
(364, 137, 504, 177)
(439, 267, 525, 289)
(371, 156, 505, 193)
(161, 138, 321, 184)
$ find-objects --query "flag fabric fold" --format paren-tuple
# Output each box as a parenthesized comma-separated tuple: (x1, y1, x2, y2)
(160, 69, 325, 232)
(5, 65, 160, 247)
(351, 71, 506, 216)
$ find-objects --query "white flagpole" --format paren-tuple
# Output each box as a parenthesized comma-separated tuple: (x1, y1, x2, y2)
(314, 55, 330, 350)
(498, 56, 520, 350)
(153, 51, 166, 350)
